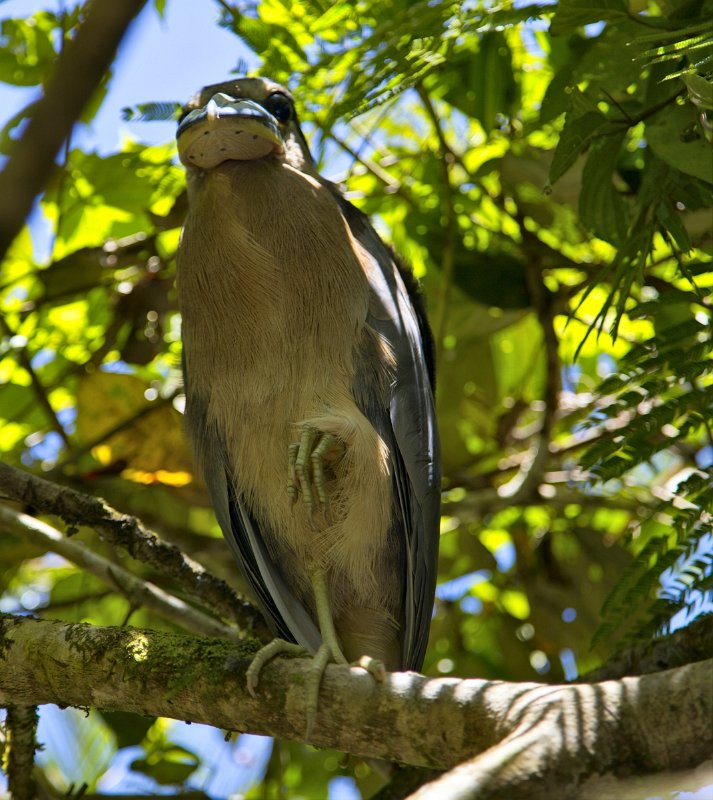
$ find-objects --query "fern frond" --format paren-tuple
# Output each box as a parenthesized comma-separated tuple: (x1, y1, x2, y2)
(121, 102, 181, 122)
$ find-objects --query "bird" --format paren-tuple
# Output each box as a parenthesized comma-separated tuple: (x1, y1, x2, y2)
(175, 77, 440, 728)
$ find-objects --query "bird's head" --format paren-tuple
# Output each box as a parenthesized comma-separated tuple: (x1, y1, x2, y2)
(177, 77, 314, 176)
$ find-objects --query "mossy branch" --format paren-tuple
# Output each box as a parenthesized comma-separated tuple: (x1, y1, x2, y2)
(0, 461, 260, 633)
(0, 614, 710, 799)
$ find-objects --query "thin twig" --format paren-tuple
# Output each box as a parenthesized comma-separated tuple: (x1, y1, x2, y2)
(0, 461, 260, 633)
(0, 505, 242, 640)
(330, 132, 416, 207)
(495, 205, 561, 502)
(0, 314, 73, 450)
(416, 84, 457, 365)
(50, 391, 178, 473)
(214, 0, 240, 23)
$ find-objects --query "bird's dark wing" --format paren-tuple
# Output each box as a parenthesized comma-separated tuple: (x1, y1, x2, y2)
(337, 196, 441, 671)
(182, 355, 322, 652)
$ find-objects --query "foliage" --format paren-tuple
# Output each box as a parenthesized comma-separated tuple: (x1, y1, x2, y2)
(0, 0, 711, 796)
(580, 312, 713, 647)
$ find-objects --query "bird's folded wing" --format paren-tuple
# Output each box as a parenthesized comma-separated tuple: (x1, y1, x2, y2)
(183, 362, 322, 652)
(341, 198, 441, 671)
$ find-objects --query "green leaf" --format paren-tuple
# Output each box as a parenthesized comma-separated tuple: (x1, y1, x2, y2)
(656, 196, 692, 252)
(685, 72, 713, 110)
(39, 248, 105, 301)
(550, 0, 629, 36)
(454, 252, 531, 310)
(639, 23, 713, 68)
(131, 746, 199, 785)
(646, 101, 713, 184)
(0, 100, 37, 155)
(549, 105, 608, 185)
(98, 711, 157, 750)
(0, 382, 46, 433)
(0, 14, 57, 86)
(579, 130, 629, 245)
(475, 3, 553, 32)
(311, 3, 352, 35)
(539, 37, 594, 124)
(440, 32, 519, 132)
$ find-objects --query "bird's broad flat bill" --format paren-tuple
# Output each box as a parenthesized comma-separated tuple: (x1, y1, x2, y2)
(177, 93, 283, 168)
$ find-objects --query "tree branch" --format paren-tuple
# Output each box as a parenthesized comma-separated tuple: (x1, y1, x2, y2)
(0, 614, 710, 796)
(416, 83, 457, 364)
(50, 390, 177, 473)
(585, 613, 713, 681)
(3, 705, 39, 800)
(0, 315, 73, 451)
(0, 0, 149, 260)
(329, 132, 416, 207)
(0, 462, 260, 633)
(0, 505, 241, 641)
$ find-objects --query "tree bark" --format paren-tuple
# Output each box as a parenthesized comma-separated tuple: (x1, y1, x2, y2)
(0, 461, 259, 632)
(0, 614, 710, 797)
(3, 705, 39, 800)
(0, 504, 241, 641)
(0, 0, 149, 260)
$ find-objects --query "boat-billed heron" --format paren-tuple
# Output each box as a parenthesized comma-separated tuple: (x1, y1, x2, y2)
(176, 77, 440, 725)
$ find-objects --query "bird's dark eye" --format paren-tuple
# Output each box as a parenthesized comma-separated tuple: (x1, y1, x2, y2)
(263, 92, 293, 124)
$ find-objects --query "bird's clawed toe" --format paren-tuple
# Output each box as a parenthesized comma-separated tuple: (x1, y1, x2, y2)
(287, 424, 345, 519)
(246, 638, 308, 696)
(355, 654, 387, 682)
(245, 636, 348, 740)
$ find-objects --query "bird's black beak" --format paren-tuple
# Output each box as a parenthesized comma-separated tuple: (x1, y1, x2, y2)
(177, 92, 284, 169)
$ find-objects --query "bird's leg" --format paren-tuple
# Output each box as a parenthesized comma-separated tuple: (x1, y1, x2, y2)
(304, 565, 348, 736)
(244, 565, 348, 738)
(305, 571, 388, 732)
(311, 566, 348, 665)
(287, 423, 345, 518)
